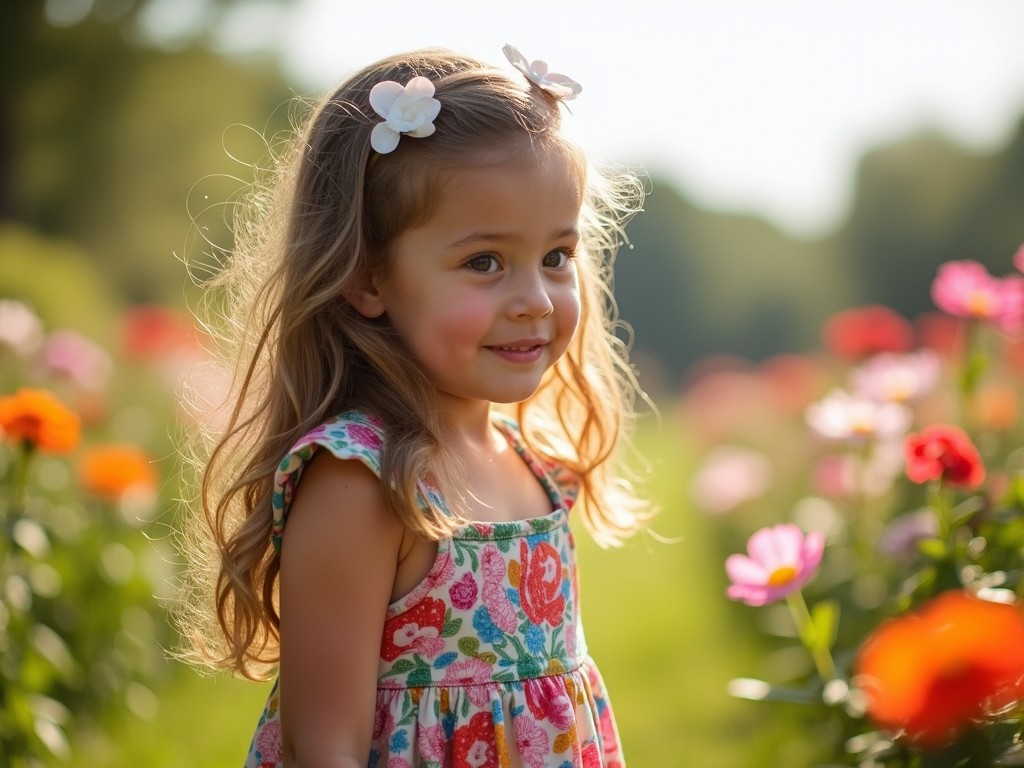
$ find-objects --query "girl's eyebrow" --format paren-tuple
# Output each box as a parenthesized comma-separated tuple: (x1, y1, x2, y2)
(446, 226, 580, 250)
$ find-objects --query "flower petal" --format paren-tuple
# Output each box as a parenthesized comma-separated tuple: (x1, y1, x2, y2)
(403, 76, 436, 99)
(370, 123, 400, 154)
(725, 554, 768, 586)
(369, 81, 405, 119)
(502, 44, 530, 71)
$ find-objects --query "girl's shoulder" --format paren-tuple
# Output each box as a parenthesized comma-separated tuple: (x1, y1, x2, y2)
(271, 410, 387, 551)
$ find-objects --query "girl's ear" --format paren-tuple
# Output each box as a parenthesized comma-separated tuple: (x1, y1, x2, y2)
(343, 274, 387, 319)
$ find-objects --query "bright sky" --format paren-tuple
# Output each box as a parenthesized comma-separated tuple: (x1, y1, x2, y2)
(220, 0, 1024, 237)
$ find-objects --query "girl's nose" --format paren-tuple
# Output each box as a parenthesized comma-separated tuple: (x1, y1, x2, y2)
(509, 272, 554, 319)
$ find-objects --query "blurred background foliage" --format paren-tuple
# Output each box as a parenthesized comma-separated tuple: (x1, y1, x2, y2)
(1, 1, 1022, 766)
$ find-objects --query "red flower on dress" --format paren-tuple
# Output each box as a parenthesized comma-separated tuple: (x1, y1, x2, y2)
(452, 711, 499, 768)
(519, 540, 566, 627)
(854, 590, 1024, 747)
(380, 597, 446, 661)
(904, 424, 985, 488)
(822, 305, 914, 360)
(581, 742, 602, 768)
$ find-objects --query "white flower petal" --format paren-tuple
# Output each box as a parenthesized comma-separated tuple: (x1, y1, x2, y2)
(502, 44, 529, 71)
(370, 122, 401, 154)
(403, 76, 436, 99)
(407, 122, 436, 139)
(369, 81, 405, 119)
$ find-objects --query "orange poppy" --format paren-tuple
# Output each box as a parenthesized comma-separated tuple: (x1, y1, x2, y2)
(78, 444, 158, 499)
(854, 590, 1024, 748)
(0, 388, 81, 454)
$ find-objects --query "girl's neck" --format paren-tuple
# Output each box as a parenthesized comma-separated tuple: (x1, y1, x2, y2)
(435, 399, 503, 458)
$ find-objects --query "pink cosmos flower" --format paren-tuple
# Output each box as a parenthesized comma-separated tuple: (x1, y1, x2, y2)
(931, 260, 1024, 333)
(514, 714, 551, 768)
(726, 523, 825, 607)
(806, 389, 912, 443)
(851, 350, 941, 405)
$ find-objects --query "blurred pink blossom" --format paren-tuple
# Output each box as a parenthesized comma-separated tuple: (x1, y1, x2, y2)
(0, 299, 44, 356)
(806, 389, 912, 443)
(851, 350, 941, 405)
(1014, 243, 1024, 274)
(931, 260, 1024, 333)
(41, 330, 112, 391)
(726, 523, 825, 607)
(813, 440, 904, 499)
(691, 446, 772, 514)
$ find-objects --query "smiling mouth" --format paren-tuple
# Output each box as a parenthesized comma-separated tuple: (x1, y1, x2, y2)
(491, 344, 543, 352)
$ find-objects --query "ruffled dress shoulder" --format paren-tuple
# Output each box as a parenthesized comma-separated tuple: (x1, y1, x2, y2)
(245, 410, 625, 768)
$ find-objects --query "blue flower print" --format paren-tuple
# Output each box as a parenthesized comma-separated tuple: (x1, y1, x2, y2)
(472, 605, 503, 643)
(525, 623, 545, 653)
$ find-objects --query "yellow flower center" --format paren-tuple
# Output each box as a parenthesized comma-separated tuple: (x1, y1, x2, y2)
(968, 290, 993, 317)
(767, 565, 798, 587)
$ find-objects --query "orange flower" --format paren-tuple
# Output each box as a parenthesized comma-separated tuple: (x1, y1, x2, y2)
(0, 388, 80, 453)
(854, 591, 1024, 748)
(79, 444, 157, 499)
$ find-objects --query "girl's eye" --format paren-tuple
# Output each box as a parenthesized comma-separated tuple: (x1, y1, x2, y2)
(466, 255, 499, 273)
(542, 248, 574, 269)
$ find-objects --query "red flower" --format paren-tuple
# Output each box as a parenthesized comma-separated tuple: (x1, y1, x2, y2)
(855, 591, 1024, 747)
(904, 424, 985, 488)
(452, 711, 499, 768)
(519, 540, 566, 627)
(380, 597, 446, 661)
(822, 305, 914, 360)
(121, 305, 199, 361)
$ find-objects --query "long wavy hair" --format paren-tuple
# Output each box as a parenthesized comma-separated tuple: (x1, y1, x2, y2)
(176, 48, 650, 679)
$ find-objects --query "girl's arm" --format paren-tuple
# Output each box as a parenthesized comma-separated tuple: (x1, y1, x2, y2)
(278, 452, 404, 768)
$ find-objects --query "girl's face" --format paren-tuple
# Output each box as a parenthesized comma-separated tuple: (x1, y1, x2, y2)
(367, 148, 583, 411)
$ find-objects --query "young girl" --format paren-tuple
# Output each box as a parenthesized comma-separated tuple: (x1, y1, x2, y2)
(179, 44, 650, 768)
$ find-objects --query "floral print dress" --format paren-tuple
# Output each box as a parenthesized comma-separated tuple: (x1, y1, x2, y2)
(245, 411, 625, 768)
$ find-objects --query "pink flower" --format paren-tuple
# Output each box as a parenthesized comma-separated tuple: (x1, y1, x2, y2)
(41, 329, 112, 390)
(525, 677, 575, 730)
(254, 719, 281, 763)
(417, 724, 448, 761)
(806, 389, 912, 443)
(481, 544, 518, 633)
(514, 713, 551, 768)
(448, 572, 479, 610)
(931, 260, 1024, 333)
(726, 523, 825, 606)
(442, 658, 494, 705)
(851, 350, 941, 405)
(690, 446, 772, 514)
(347, 423, 382, 450)
(1014, 243, 1024, 274)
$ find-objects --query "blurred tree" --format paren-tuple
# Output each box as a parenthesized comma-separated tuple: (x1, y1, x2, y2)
(2, 0, 292, 303)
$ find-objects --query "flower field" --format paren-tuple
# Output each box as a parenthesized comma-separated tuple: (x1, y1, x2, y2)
(4, 247, 1024, 766)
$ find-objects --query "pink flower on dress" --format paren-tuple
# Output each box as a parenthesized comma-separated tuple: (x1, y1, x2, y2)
(417, 723, 448, 762)
(449, 571, 479, 610)
(581, 742, 602, 768)
(255, 719, 282, 764)
(481, 545, 518, 633)
(726, 523, 825, 607)
(443, 658, 494, 705)
(514, 714, 551, 768)
(388, 759, 411, 768)
(347, 423, 382, 450)
(525, 677, 575, 730)
(931, 260, 1024, 333)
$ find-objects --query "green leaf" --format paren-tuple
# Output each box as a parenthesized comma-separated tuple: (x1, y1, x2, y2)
(918, 537, 949, 560)
(442, 618, 463, 637)
(457, 637, 480, 656)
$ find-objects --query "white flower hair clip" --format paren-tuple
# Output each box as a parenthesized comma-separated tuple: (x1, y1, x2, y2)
(502, 44, 582, 101)
(369, 76, 442, 154)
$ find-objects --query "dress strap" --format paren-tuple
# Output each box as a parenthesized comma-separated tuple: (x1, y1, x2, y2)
(270, 411, 389, 552)
(491, 413, 581, 512)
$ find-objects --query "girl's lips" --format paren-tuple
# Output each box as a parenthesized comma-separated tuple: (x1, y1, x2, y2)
(486, 340, 547, 363)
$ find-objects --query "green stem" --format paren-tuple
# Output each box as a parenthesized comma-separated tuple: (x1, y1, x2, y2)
(786, 590, 837, 683)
